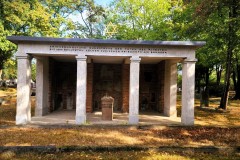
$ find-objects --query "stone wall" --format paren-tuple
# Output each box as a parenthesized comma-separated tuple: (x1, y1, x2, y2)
(93, 64, 122, 111)
(48, 61, 165, 114)
(86, 63, 93, 112)
(48, 58, 55, 112)
(157, 61, 165, 112)
(49, 60, 77, 111)
(122, 64, 130, 112)
(139, 64, 158, 111)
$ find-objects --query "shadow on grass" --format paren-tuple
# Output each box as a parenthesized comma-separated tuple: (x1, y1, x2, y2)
(1, 150, 239, 160)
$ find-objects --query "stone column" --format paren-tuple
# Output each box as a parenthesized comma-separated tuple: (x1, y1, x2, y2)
(181, 59, 197, 125)
(35, 57, 49, 116)
(16, 55, 32, 125)
(129, 56, 141, 124)
(164, 60, 177, 117)
(76, 55, 87, 124)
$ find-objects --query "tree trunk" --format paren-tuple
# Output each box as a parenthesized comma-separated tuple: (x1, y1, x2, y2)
(232, 70, 237, 94)
(0, 69, 2, 80)
(233, 64, 240, 99)
(200, 67, 210, 107)
(219, 0, 237, 109)
(0, 63, 3, 80)
(216, 65, 222, 86)
(205, 68, 210, 90)
(197, 78, 201, 93)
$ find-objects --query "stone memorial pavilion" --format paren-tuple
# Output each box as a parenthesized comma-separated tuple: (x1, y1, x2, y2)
(7, 36, 205, 126)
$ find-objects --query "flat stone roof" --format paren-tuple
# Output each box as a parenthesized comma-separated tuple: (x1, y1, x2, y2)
(7, 36, 206, 47)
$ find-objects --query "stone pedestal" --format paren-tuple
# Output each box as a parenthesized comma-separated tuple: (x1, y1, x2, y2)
(101, 96, 114, 120)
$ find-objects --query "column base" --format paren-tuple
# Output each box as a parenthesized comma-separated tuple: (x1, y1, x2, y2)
(181, 117, 194, 126)
(76, 115, 86, 124)
(35, 108, 48, 117)
(129, 115, 139, 124)
(16, 115, 30, 125)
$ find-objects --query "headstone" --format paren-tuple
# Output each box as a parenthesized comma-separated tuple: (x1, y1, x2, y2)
(101, 95, 114, 120)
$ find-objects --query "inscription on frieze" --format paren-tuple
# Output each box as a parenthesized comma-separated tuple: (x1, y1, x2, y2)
(49, 45, 167, 54)
(50, 45, 86, 51)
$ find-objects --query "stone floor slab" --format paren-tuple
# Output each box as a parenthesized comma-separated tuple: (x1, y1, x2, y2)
(31, 110, 181, 126)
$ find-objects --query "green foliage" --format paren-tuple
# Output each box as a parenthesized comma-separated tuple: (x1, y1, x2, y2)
(175, 0, 228, 68)
(74, 0, 105, 38)
(0, 22, 16, 70)
(175, 0, 240, 102)
(31, 61, 36, 81)
(2, 0, 59, 37)
(108, 0, 181, 40)
(2, 58, 17, 80)
(52, 0, 106, 38)
(0, 0, 78, 78)
(0, 0, 106, 78)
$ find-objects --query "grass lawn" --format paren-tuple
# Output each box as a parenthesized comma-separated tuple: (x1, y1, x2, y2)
(0, 88, 240, 159)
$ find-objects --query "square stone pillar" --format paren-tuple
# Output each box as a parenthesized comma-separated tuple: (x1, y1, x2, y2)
(129, 56, 141, 124)
(35, 57, 49, 116)
(16, 55, 32, 125)
(181, 59, 197, 126)
(164, 60, 177, 117)
(76, 55, 87, 124)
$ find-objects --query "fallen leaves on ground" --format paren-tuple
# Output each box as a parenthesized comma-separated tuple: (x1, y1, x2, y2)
(0, 91, 240, 148)
(0, 126, 239, 147)
(1, 150, 240, 160)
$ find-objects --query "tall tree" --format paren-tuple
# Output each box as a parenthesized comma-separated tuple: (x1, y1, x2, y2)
(177, 0, 239, 109)
(0, 22, 15, 79)
(41, 0, 76, 37)
(108, 0, 179, 40)
(218, 0, 239, 109)
(2, 0, 61, 37)
(0, 0, 78, 79)
(72, 0, 105, 38)
(232, 52, 240, 99)
(173, 0, 227, 99)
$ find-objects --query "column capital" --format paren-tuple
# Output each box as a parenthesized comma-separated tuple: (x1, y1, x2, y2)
(130, 56, 141, 63)
(16, 55, 31, 60)
(76, 55, 87, 61)
(183, 58, 198, 63)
